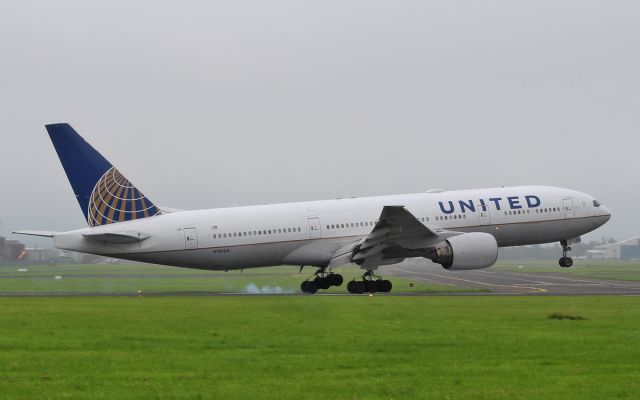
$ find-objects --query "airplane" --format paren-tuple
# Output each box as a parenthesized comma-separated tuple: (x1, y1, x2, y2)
(15, 123, 612, 294)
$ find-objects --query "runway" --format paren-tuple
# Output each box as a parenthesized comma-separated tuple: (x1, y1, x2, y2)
(385, 262, 640, 295)
(2, 262, 640, 297)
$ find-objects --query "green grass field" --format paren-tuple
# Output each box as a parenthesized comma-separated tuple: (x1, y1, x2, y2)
(0, 263, 486, 295)
(0, 296, 639, 399)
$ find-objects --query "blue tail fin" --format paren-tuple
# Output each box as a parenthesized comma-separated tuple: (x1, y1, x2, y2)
(46, 123, 161, 227)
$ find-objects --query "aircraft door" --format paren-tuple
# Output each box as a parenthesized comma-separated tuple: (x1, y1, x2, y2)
(307, 217, 322, 239)
(563, 198, 575, 219)
(479, 203, 491, 225)
(183, 227, 198, 249)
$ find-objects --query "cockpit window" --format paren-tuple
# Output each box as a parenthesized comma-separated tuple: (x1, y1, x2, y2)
(593, 200, 601, 207)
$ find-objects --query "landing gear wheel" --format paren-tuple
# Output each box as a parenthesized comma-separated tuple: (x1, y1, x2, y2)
(559, 240, 574, 268)
(301, 270, 343, 294)
(378, 280, 392, 293)
(559, 257, 573, 268)
(347, 280, 365, 294)
(328, 273, 344, 287)
(314, 276, 331, 290)
(301, 281, 318, 294)
(347, 270, 393, 294)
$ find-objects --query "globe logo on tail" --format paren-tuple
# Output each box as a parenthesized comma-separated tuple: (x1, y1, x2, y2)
(87, 167, 161, 227)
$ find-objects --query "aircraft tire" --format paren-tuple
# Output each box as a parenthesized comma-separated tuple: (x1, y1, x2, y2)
(348, 281, 365, 294)
(559, 257, 573, 268)
(379, 280, 392, 293)
(301, 281, 319, 294)
(315, 276, 331, 290)
(330, 274, 344, 287)
(306, 281, 318, 294)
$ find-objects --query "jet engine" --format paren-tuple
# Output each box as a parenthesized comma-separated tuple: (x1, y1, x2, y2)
(430, 232, 498, 270)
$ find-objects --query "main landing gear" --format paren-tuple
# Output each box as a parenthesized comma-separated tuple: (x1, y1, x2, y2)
(559, 240, 574, 268)
(346, 270, 392, 294)
(300, 269, 344, 294)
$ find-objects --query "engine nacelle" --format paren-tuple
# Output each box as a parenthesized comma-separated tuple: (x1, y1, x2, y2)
(432, 232, 498, 270)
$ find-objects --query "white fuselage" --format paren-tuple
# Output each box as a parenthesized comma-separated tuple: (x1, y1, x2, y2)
(53, 186, 611, 271)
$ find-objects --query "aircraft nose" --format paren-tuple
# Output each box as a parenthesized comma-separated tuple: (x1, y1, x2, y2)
(600, 205, 612, 220)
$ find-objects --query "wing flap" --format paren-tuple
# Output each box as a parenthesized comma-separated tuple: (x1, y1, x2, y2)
(350, 206, 460, 269)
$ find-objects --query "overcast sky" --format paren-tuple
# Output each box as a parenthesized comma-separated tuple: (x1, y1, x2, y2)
(1, 1, 638, 246)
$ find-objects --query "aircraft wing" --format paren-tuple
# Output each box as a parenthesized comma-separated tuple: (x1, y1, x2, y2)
(349, 206, 459, 269)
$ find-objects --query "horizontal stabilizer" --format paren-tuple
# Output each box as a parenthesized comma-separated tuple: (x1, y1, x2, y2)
(12, 230, 58, 238)
(82, 231, 150, 244)
(158, 206, 184, 213)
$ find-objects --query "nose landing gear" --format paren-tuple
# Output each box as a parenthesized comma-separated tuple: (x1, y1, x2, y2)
(559, 240, 574, 268)
(347, 270, 393, 294)
(300, 269, 344, 294)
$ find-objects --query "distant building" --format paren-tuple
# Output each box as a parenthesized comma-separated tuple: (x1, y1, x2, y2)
(2, 238, 26, 261)
(24, 247, 57, 263)
(0, 236, 24, 262)
(595, 236, 640, 260)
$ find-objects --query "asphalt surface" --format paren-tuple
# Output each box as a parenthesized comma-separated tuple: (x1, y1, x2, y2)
(385, 262, 640, 295)
(2, 262, 640, 297)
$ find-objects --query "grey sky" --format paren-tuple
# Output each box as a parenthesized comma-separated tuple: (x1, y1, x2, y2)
(1, 1, 638, 246)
